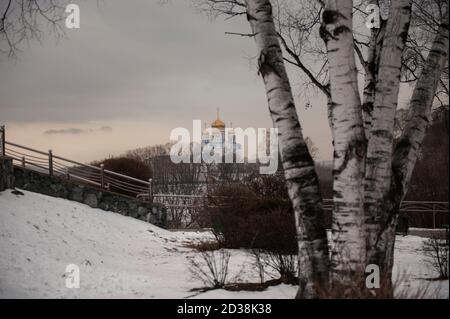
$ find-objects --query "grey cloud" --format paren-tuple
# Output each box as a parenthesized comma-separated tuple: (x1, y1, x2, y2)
(99, 126, 113, 132)
(44, 128, 85, 135)
(44, 126, 113, 135)
(0, 0, 262, 124)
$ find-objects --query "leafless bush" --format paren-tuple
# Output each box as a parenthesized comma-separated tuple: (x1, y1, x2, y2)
(264, 252, 298, 284)
(422, 235, 449, 279)
(251, 249, 266, 285)
(250, 249, 298, 285)
(205, 185, 297, 252)
(188, 249, 231, 289)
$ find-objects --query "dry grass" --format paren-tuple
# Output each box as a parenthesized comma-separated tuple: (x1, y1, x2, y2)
(314, 270, 439, 299)
(184, 240, 222, 252)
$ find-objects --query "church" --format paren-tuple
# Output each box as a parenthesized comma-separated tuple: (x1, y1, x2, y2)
(201, 109, 241, 160)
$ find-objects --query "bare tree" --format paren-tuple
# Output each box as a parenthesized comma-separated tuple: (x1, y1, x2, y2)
(0, 0, 68, 58)
(197, 0, 449, 297)
(246, 0, 329, 298)
(125, 143, 173, 164)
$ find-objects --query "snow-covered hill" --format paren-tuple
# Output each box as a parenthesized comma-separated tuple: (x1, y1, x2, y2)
(0, 189, 448, 298)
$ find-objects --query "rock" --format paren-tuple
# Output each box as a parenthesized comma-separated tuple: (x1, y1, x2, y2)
(129, 202, 138, 211)
(117, 201, 129, 215)
(98, 202, 110, 211)
(50, 183, 62, 193)
(11, 189, 24, 196)
(129, 210, 138, 218)
(147, 213, 156, 224)
(137, 207, 147, 216)
(71, 187, 83, 202)
(84, 193, 98, 208)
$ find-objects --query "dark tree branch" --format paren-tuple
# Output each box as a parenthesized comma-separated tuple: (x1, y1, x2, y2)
(277, 31, 330, 98)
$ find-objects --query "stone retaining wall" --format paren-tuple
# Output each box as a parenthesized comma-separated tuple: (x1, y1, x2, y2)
(0, 156, 14, 191)
(0, 157, 166, 228)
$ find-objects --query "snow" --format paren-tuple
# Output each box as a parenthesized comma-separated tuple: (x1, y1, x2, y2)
(0, 189, 448, 299)
(393, 235, 449, 298)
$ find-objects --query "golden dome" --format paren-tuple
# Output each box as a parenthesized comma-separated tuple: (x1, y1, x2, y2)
(211, 118, 225, 129)
(211, 108, 225, 129)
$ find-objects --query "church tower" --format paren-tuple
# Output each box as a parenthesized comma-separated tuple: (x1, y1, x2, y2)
(210, 108, 225, 133)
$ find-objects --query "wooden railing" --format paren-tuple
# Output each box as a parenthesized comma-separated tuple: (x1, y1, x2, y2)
(322, 199, 448, 229)
(152, 193, 448, 229)
(1, 126, 152, 200)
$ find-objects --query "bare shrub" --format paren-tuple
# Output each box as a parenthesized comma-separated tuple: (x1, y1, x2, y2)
(422, 234, 449, 280)
(206, 184, 259, 248)
(264, 253, 298, 284)
(243, 172, 289, 199)
(251, 249, 266, 284)
(206, 185, 297, 252)
(188, 249, 231, 289)
(95, 157, 152, 181)
(250, 249, 298, 285)
(91, 157, 152, 197)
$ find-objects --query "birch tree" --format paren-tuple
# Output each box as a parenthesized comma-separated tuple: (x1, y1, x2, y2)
(363, 0, 413, 284)
(198, 0, 449, 297)
(319, 0, 367, 283)
(246, 0, 329, 298)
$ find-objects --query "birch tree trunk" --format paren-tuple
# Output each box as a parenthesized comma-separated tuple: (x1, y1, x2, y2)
(320, 0, 367, 285)
(364, 1, 412, 285)
(362, 15, 386, 136)
(370, 8, 448, 290)
(387, 3, 449, 272)
(392, 4, 449, 206)
(246, 0, 329, 298)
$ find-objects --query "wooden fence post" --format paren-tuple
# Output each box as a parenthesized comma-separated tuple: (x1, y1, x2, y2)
(432, 202, 436, 229)
(48, 149, 53, 176)
(149, 178, 153, 203)
(1, 125, 5, 156)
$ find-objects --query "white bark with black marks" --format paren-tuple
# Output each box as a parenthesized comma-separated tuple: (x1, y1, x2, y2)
(362, 12, 387, 136)
(246, 0, 329, 298)
(364, 0, 412, 273)
(320, 0, 366, 283)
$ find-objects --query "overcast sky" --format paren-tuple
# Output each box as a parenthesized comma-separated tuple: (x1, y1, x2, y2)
(0, 0, 338, 162)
